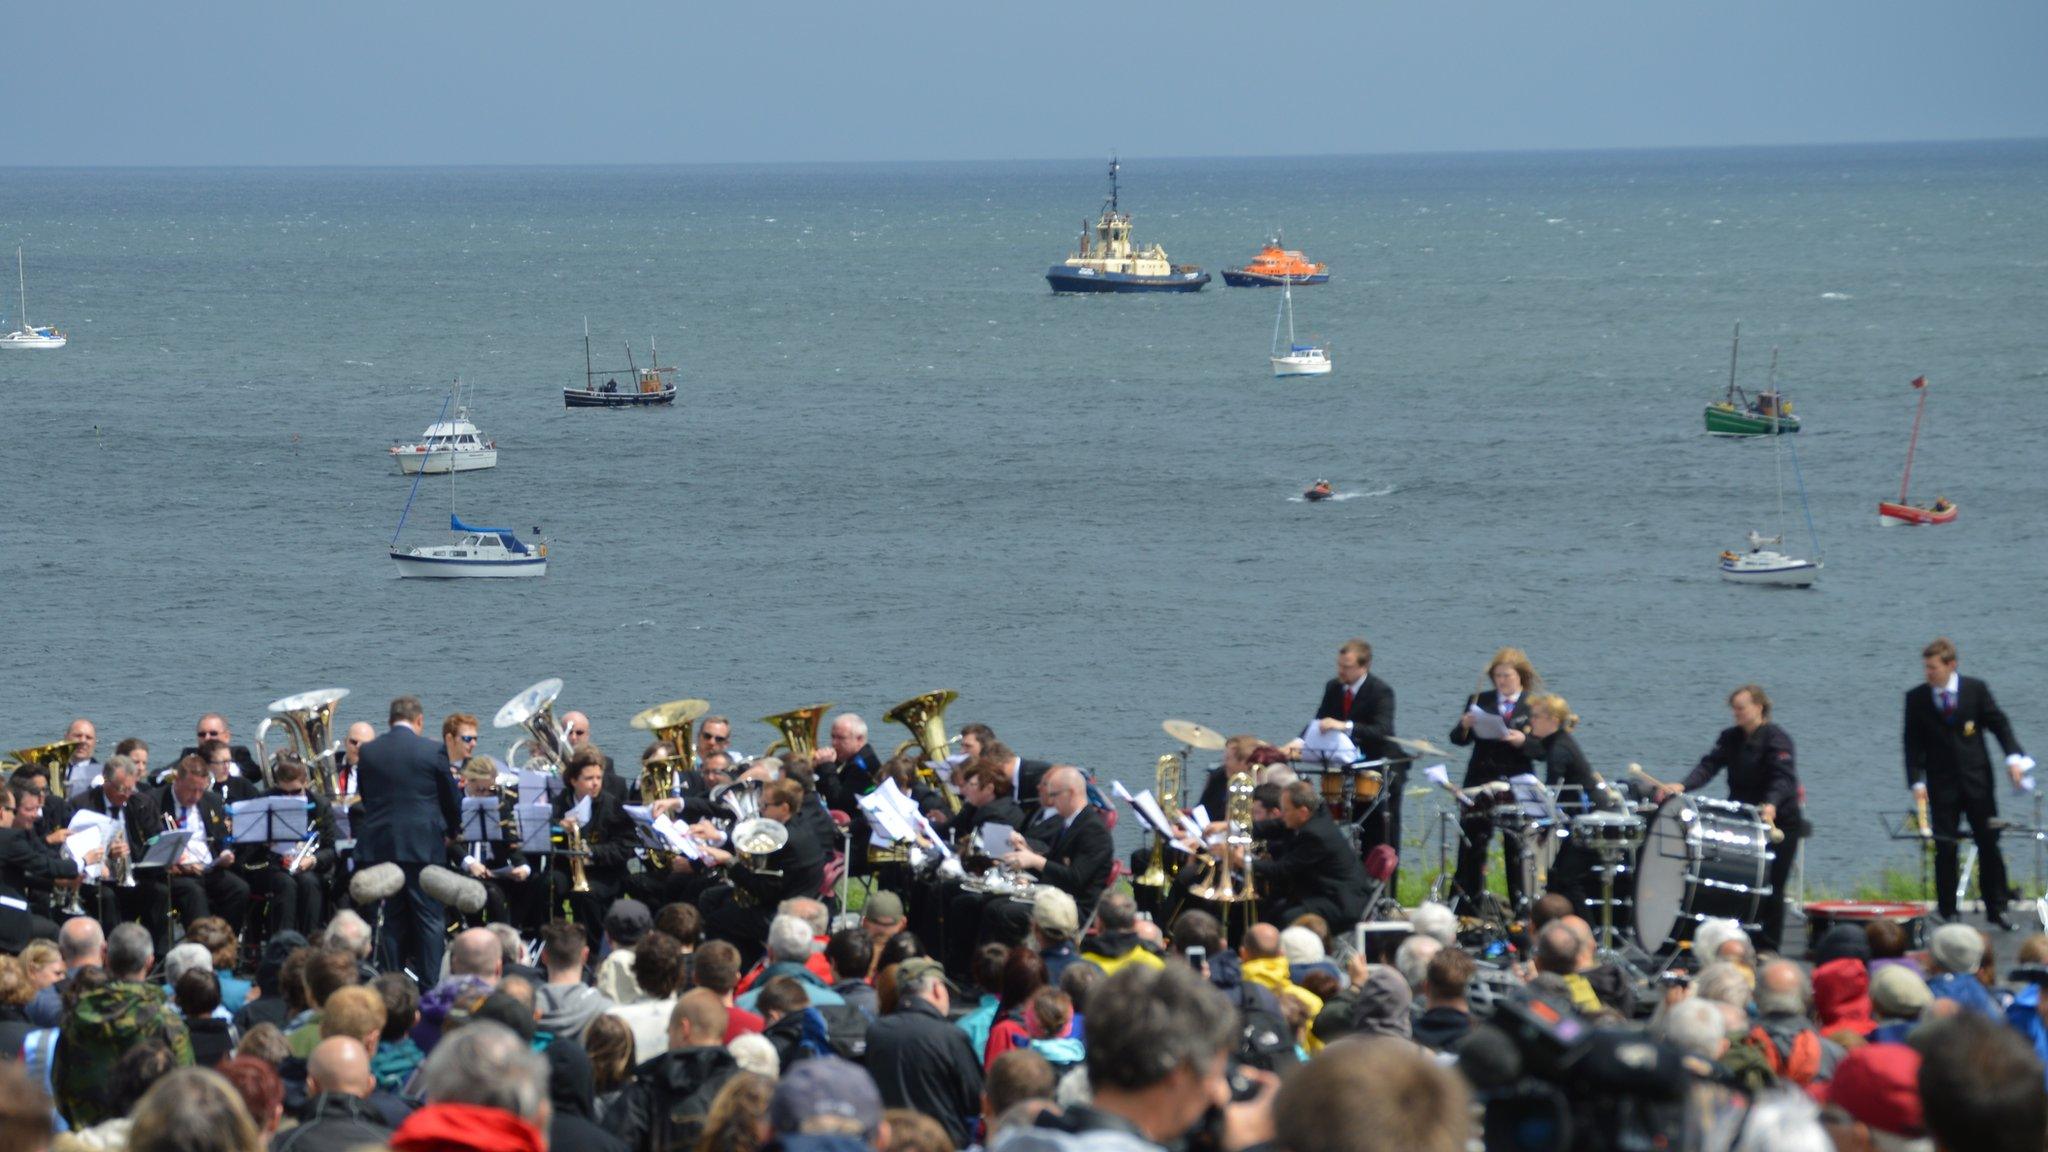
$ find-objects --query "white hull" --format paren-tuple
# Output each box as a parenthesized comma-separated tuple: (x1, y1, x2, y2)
(394, 448, 498, 475)
(1719, 553, 1820, 587)
(390, 549, 546, 579)
(1271, 354, 1333, 377)
(0, 332, 65, 350)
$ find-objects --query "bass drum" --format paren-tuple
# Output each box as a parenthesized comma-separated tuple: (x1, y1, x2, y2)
(1633, 795, 1772, 954)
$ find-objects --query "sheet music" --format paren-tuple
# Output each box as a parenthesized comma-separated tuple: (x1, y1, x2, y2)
(1297, 724, 1360, 763)
(65, 815, 111, 881)
(649, 814, 707, 862)
(566, 795, 592, 826)
(1423, 763, 1472, 806)
(1507, 773, 1559, 821)
(519, 770, 564, 807)
(1190, 804, 1212, 830)
(229, 796, 309, 845)
(858, 786, 920, 847)
(138, 831, 192, 870)
(1467, 706, 1510, 741)
(979, 822, 1015, 860)
(1115, 783, 1178, 841)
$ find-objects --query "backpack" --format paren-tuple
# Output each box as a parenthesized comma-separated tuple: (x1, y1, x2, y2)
(1228, 983, 1297, 1072)
(53, 981, 195, 1127)
(815, 1002, 871, 1060)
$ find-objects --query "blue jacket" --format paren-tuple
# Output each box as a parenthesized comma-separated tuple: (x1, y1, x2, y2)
(2008, 983, 2048, 1089)
(1927, 971, 2002, 1021)
(737, 963, 846, 1012)
(354, 725, 460, 865)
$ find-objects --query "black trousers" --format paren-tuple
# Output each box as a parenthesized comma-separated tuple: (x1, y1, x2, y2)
(702, 884, 773, 970)
(98, 878, 173, 957)
(555, 868, 625, 949)
(1755, 820, 1802, 953)
(1453, 815, 1531, 917)
(1932, 789, 2009, 918)
(169, 869, 252, 935)
(249, 867, 325, 939)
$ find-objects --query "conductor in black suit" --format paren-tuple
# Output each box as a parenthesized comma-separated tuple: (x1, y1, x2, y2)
(354, 695, 462, 977)
(1906, 637, 2033, 930)
(1283, 639, 1401, 879)
(1260, 780, 1370, 928)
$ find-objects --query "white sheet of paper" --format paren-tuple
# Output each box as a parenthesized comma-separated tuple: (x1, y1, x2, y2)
(1423, 763, 1473, 806)
(1190, 805, 1212, 830)
(65, 818, 109, 880)
(980, 822, 1015, 859)
(1298, 724, 1360, 763)
(1467, 706, 1511, 741)
(1132, 790, 1176, 839)
(567, 795, 592, 825)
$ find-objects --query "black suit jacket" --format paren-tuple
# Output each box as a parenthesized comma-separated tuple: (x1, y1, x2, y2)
(1313, 676, 1398, 761)
(552, 790, 639, 881)
(734, 817, 827, 907)
(354, 725, 460, 866)
(158, 788, 236, 865)
(78, 786, 166, 860)
(0, 826, 76, 892)
(1260, 809, 1369, 922)
(1448, 691, 1537, 788)
(818, 745, 884, 814)
(1905, 677, 2025, 801)
(1012, 759, 1054, 822)
(1025, 806, 1114, 913)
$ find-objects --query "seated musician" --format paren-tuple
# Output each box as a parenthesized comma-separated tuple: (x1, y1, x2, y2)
(1257, 780, 1370, 929)
(161, 754, 251, 936)
(553, 745, 639, 933)
(251, 754, 337, 939)
(640, 739, 715, 815)
(78, 754, 174, 954)
(1523, 695, 1618, 911)
(0, 781, 78, 948)
(454, 758, 539, 930)
(700, 779, 827, 968)
(952, 757, 1025, 847)
(949, 766, 1112, 967)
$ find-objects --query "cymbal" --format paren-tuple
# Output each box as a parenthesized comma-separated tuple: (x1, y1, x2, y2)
(631, 698, 710, 731)
(1390, 737, 1454, 761)
(1162, 719, 1227, 752)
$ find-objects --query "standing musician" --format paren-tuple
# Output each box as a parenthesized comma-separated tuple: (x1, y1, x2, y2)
(257, 754, 338, 939)
(441, 713, 482, 775)
(454, 758, 537, 929)
(354, 695, 462, 979)
(160, 754, 250, 936)
(700, 778, 827, 968)
(1524, 695, 1616, 911)
(1656, 683, 1802, 952)
(1258, 780, 1371, 929)
(77, 754, 173, 955)
(552, 745, 639, 934)
(1448, 647, 1541, 916)
(1905, 637, 2033, 931)
(1283, 639, 1402, 877)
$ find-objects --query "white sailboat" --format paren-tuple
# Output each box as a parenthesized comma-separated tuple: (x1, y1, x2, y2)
(1, 247, 66, 350)
(1719, 350, 1821, 588)
(1269, 275, 1330, 377)
(388, 385, 545, 578)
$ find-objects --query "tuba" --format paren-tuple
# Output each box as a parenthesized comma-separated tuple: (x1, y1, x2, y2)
(884, 690, 962, 814)
(1133, 753, 1185, 889)
(4, 740, 76, 779)
(496, 678, 569, 773)
(630, 698, 708, 804)
(255, 688, 349, 798)
(711, 779, 765, 825)
(1189, 770, 1256, 908)
(760, 704, 832, 765)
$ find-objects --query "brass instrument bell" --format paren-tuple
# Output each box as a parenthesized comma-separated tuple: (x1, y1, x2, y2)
(3, 740, 76, 777)
(495, 678, 569, 772)
(884, 689, 962, 814)
(1134, 752, 1184, 889)
(1190, 770, 1256, 908)
(631, 698, 709, 804)
(760, 703, 833, 764)
(256, 688, 349, 797)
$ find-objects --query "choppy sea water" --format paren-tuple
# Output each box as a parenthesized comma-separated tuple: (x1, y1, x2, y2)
(4, 143, 2046, 888)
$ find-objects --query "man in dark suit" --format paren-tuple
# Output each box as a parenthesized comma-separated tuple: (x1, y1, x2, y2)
(355, 695, 462, 976)
(0, 781, 76, 950)
(1284, 638, 1401, 875)
(978, 766, 1113, 948)
(814, 713, 883, 814)
(1260, 781, 1370, 928)
(159, 754, 251, 934)
(178, 714, 263, 790)
(1906, 638, 2033, 929)
(77, 754, 174, 955)
(701, 778, 828, 968)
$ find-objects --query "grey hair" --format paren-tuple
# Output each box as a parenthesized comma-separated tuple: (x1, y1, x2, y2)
(1754, 960, 1812, 1017)
(103, 753, 138, 782)
(899, 965, 947, 1001)
(1083, 964, 1239, 1091)
(163, 943, 214, 986)
(777, 898, 829, 936)
(487, 922, 526, 965)
(1694, 962, 1754, 1009)
(832, 714, 868, 739)
(1393, 935, 1443, 992)
(107, 922, 155, 979)
(727, 1031, 780, 1077)
(1261, 766, 1300, 789)
(1659, 997, 1730, 1060)
(322, 910, 373, 958)
(419, 1020, 550, 1121)
(1694, 919, 1752, 967)
(1407, 902, 1458, 948)
(767, 915, 815, 964)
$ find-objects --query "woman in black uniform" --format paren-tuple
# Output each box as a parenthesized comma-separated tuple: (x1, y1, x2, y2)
(1658, 683, 1802, 952)
(1448, 647, 1541, 915)
(1526, 695, 1617, 911)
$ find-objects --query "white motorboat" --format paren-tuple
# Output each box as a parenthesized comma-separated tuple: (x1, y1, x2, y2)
(390, 517, 547, 578)
(1269, 276, 1331, 377)
(1, 247, 66, 350)
(1719, 533, 1821, 587)
(390, 413, 497, 475)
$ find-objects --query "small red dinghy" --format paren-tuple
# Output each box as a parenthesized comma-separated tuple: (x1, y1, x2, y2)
(1878, 375, 1957, 527)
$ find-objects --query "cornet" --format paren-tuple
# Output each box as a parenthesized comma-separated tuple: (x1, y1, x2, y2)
(108, 825, 134, 888)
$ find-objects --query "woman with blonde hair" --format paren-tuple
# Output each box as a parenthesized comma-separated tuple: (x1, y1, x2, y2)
(1525, 694, 1615, 912)
(1448, 647, 1543, 914)
(696, 1071, 775, 1152)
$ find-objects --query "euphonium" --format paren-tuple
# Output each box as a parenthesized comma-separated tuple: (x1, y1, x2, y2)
(728, 817, 789, 907)
(495, 678, 570, 773)
(1190, 770, 1255, 906)
(3, 740, 76, 778)
(760, 704, 833, 764)
(711, 779, 764, 825)
(884, 690, 963, 814)
(256, 688, 349, 797)
(631, 698, 708, 794)
(564, 819, 592, 894)
(1134, 753, 1184, 889)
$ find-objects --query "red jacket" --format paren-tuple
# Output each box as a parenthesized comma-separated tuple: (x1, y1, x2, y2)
(391, 1103, 547, 1152)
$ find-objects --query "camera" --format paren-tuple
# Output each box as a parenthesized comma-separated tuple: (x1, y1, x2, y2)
(1469, 998, 1707, 1152)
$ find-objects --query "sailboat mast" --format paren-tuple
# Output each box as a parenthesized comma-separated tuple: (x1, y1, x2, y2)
(1270, 278, 1285, 357)
(584, 318, 594, 388)
(1900, 377, 1929, 503)
(16, 248, 27, 327)
(1769, 350, 1786, 535)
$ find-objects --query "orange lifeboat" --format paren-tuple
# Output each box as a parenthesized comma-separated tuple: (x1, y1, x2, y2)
(1222, 242, 1329, 287)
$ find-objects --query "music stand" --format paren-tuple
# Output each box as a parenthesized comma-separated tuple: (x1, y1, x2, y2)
(135, 831, 194, 872)
(460, 798, 504, 845)
(231, 796, 310, 857)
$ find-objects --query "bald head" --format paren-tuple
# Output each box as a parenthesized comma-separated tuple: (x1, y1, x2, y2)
(1041, 765, 1087, 818)
(345, 722, 376, 760)
(561, 711, 592, 748)
(1754, 959, 1811, 1016)
(670, 988, 729, 1049)
(450, 928, 503, 979)
(59, 917, 105, 967)
(308, 1036, 376, 1098)
(1242, 923, 1282, 960)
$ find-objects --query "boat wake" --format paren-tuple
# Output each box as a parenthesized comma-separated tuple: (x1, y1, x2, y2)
(1287, 484, 1393, 504)
(1819, 292, 1852, 300)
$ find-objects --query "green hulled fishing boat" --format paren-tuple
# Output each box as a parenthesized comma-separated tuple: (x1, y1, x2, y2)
(1704, 321, 1800, 436)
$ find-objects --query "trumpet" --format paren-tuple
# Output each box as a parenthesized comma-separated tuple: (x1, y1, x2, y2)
(1134, 753, 1184, 889)
(884, 690, 962, 814)
(496, 678, 570, 774)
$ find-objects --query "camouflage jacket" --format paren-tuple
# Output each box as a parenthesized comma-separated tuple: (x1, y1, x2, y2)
(54, 979, 195, 1127)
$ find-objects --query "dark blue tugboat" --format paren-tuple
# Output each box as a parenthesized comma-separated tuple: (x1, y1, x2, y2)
(565, 321, 676, 408)
(1045, 158, 1209, 294)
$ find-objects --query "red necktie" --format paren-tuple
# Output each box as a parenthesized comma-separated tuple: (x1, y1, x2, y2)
(1341, 686, 1355, 720)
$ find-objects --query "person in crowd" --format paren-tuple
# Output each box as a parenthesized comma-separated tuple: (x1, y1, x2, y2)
(182, 917, 252, 1013)
(1021, 890, 1079, 984)
(769, 1057, 891, 1152)
(694, 940, 766, 1041)
(355, 696, 463, 979)
(285, 949, 363, 1058)
(607, 988, 741, 1152)
(370, 972, 425, 1093)
(1659, 684, 1803, 951)
(1737, 958, 1844, 1087)
(414, 928, 501, 1056)
(1077, 892, 1161, 976)
(214, 1055, 287, 1142)
(175, 969, 238, 1065)
(389, 1021, 551, 1152)
(758, 975, 831, 1069)
(0, 954, 36, 1060)
(596, 898, 654, 1005)
(1906, 638, 2032, 931)
(125, 1065, 266, 1152)
(1869, 965, 1933, 1045)
(1275, 1033, 1470, 1152)
(983, 947, 1052, 1070)
(532, 919, 613, 1044)
(272, 1036, 393, 1152)
(1912, 1012, 2047, 1152)
(826, 928, 879, 1021)
(738, 915, 846, 1012)
(864, 957, 984, 1146)
(1923, 923, 1999, 1019)
(233, 933, 308, 1035)
(1240, 924, 1321, 1022)
(54, 921, 194, 1127)
(954, 943, 1009, 1062)
(582, 1013, 637, 1129)
(320, 910, 378, 986)
(982, 1048, 1056, 1136)
(861, 892, 909, 962)
(1413, 946, 1475, 1052)
(606, 929, 688, 1065)
(882, 1108, 954, 1152)
(27, 918, 104, 1028)
(1813, 1043, 1930, 1152)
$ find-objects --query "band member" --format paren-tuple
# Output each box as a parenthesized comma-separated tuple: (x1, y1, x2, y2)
(696, 715, 735, 766)
(1285, 639, 1403, 877)
(553, 745, 638, 932)
(257, 755, 339, 938)
(161, 755, 250, 935)
(975, 767, 1113, 953)
(1448, 648, 1540, 915)
(199, 739, 262, 805)
(559, 711, 628, 801)
(61, 719, 100, 799)
(1259, 780, 1371, 928)
(77, 754, 173, 955)
(1906, 638, 2033, 930)
(112, 739, 150, 792)
(1660, 683, 1802, 951)
(355, 695, 463, 979)
(0, 782, 79, 948)
(701, 778, 827, 968)
(1525, 695, 1615, 910)
(453, 759, 538, 929)
(813, 714, 883, 814)
(953, 758, 1027, 849)
(3, 783, 78, 917)
(179, 714, 262, 784)
(441, 713, 481, 771)
(973, 741, 1053, 825)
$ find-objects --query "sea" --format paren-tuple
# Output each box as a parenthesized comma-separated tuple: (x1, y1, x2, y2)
(4, 142, 2047, 893)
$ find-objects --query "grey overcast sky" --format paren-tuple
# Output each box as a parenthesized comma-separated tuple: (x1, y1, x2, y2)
(7, 1, 2045, 166)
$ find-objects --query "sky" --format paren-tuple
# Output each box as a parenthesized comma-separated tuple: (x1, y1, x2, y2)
(7, 1, 2046, 166)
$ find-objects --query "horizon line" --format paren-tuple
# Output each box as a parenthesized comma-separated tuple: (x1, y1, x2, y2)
(4, 135, 2043, 172)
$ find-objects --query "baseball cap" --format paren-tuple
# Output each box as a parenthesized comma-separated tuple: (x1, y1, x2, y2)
(770, 1056, 884, 1136)
(604, 898, 653, 947)
(1030, 888, 1078, 937)
(1819, 1043, 1924, 1137)
(896, 956, 946, 986)
(862, 891, 905, 924)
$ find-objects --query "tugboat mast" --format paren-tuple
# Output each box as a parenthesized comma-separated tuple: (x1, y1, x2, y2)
(1105, 154, 1119, 216)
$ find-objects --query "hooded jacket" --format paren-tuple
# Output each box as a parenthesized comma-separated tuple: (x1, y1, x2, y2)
(271, 1093, 395, 1152)
(391, 1102, 547, 1152)
(737, 963, 846, 1011)
(864, 996, 984, 1147)
(546, 1038, 629, 1152)
(1079, 932, 1163, 977)
(1812, 958, 1876, 1037)
(1242, 955, 1323, 1020)
(54, 979, 195, 1127)
(536, 980, 616, 1045)
(604, 1043, 741, 1152)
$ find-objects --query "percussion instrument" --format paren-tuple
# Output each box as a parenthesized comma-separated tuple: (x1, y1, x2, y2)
(1389, 737, 1454, 761)
(1633, 794, 1773, 953)
(1316, 765, 1383, 818)
(1571, 811, 1645, 852)
(1800, 900, 1926, 955)
(1162, 719, 1227, 752)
